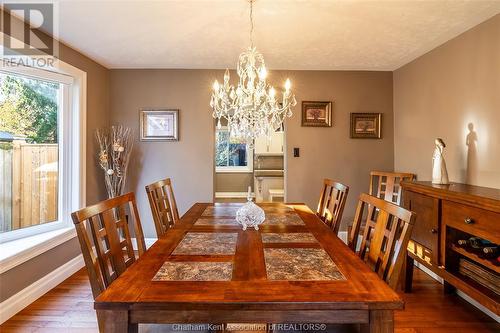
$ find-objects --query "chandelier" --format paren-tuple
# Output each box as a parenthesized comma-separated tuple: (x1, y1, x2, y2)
(210, 0, 296, 146)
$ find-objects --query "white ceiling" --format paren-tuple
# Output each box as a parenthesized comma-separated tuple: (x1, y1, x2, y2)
(49, 0, 500, 70)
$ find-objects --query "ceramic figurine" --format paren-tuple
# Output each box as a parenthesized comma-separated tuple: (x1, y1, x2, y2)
(432, 138, 450, 185)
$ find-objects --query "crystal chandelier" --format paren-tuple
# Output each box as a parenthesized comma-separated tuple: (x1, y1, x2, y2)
(210, 0, 296, 146)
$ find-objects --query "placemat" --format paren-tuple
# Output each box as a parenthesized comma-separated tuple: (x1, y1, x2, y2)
(264, 248, 345, 281)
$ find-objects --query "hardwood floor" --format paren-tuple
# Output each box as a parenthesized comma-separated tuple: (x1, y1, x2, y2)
(1, 267, 498, 332)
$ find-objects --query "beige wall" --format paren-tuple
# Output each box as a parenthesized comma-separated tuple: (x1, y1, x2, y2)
(60, 44, 110, 205)
(110, 69, 217, 238)
(110, 69, 394, 236)
(0, 10, 110, 302)
(285, 71, 394, 230)
(394, 14, 500, 188)
(215, 173, 254, 192)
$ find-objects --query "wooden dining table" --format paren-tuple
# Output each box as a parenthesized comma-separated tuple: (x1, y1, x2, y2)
(95, 202, 403, 333)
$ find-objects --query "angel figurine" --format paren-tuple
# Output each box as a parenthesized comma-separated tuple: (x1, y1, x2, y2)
(432, 138, 450, 185)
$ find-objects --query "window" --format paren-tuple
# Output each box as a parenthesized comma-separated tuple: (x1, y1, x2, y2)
(215, 127, 253, 173)
(0, 64, 84, 243)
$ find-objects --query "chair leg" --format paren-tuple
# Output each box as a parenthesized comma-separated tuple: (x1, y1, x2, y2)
(404, 254, 414, 293)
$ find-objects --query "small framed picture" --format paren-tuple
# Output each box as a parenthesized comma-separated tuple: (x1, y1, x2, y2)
(350, 113, 382, 139)
(140, 109, 179, 141)
(301, 101, 332, 127)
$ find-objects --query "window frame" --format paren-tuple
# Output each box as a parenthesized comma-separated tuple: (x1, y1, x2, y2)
(215, 126, 253, 173)
(0, 61, 86, 243)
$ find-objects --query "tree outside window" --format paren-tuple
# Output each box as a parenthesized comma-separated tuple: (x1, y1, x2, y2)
(0, 74, 58, 144)
(215, 128, 251, 171)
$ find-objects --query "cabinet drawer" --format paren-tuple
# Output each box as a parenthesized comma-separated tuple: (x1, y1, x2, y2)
(442, 200, 500, 243)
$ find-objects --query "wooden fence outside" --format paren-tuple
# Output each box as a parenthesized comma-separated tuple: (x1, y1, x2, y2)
(0, 142, 58, 233)
(0, 147, 12, 232)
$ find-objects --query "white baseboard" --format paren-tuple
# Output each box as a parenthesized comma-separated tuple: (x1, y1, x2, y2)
(413, 261, 443, 282)
(215, 192, 255, 199)
(0, 254, 84, 325)
(414, 261, 499, 322)
(456, 290, 500, 322)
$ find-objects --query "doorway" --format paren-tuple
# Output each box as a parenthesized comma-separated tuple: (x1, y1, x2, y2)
(214, 124, 286, 203)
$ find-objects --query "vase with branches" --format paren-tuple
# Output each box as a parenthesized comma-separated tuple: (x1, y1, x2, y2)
(96, 125, 133, 199)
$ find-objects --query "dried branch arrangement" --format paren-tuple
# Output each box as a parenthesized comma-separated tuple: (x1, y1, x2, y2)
(96, 125, 133, 199)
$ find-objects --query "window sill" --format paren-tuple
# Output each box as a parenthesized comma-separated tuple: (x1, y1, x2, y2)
(0, 227, 76, 274)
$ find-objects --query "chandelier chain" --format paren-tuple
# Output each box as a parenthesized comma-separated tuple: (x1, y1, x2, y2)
(249, 0, 254, 47)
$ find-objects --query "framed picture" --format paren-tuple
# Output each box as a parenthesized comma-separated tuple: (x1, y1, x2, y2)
(301, 101, 332, 127)
(140, 109, 179, 141)
(350, 113, 382, 139)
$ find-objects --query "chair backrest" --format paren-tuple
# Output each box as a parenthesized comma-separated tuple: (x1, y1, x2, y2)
(369, 171, 415, 205)
(71, 192, 146, 299)
(316, 179, 349, 234)
(145, 178, 180, 237)
(348, 193, 416, 289)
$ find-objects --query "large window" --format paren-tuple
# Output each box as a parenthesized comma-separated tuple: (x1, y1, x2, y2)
(0, 65, 83, 243)
(215, 128, 253, 173)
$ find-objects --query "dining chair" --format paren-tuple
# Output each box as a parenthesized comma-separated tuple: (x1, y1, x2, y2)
(71, 192, 146, 300)
(369, 171, 415, 205)
(347, 171, 415, 248)
(316, 179, 349, 234)
(348, 193, 416, 289)
(145, 178, 180, 237)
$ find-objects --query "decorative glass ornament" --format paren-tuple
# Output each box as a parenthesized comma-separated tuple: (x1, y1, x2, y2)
(236, 186, 265, 230)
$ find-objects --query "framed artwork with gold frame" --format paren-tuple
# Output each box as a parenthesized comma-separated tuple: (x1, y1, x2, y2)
(140, 109, 179, 141)
(350, 113, 382, 139)
(301, 101, 332, 127)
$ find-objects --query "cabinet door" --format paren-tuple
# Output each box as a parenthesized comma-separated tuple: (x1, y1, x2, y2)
(268, 132, 284, 154)
(403, 190, 440, 265)
(254, 136, 268, 154)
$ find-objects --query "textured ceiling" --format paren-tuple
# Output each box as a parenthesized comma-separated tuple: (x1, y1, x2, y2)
(49, 0, 500, 69)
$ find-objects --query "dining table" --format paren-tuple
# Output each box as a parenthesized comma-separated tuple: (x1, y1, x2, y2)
(95, 202, 403, 333)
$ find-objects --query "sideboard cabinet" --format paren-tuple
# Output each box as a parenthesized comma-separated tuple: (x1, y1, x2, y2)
(402, 181, 500, 315)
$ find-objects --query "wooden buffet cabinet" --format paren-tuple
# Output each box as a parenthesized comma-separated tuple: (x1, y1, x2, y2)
(401, 181, 500, 315)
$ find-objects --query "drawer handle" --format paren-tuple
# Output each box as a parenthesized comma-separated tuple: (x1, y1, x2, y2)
(464, 217, 474, 225)
(430, 228, 438, 234)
